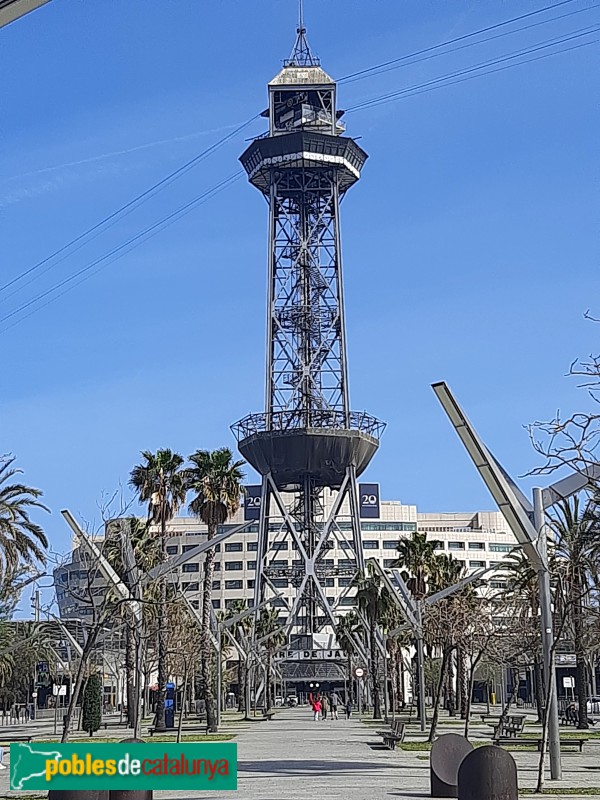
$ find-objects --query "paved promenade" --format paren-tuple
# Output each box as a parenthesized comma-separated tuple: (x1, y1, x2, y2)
(202, 707, 422, 800)
(1, 707, 599, 798)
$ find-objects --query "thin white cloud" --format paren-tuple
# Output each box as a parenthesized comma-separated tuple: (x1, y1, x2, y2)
(0, 120, 243, 186)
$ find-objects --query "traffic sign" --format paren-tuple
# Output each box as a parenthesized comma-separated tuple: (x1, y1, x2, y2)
(354, 667, 364, 678)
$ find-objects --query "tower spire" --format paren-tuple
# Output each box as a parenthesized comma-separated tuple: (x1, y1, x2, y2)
(285, 0, 320, 67)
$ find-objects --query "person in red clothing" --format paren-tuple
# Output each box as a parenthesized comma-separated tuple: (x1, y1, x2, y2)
(312, 697, 322, 721)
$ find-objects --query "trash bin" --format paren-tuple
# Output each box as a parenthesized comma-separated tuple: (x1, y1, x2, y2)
(165, 708, 175, 729)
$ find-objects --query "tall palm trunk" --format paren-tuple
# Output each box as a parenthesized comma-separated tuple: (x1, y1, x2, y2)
(265, 652, 272, 711)
(347, 654, 354, 704)
(533, 654, 545, 724)
(154, 520, 167, 731)
(397, 650, 405, 708)
(125, 625, 136, 728)
(573, 577, 589, 729)
(446, 648, 456, 716)
(369, 622, 381, 719)
(457, 646, 468, 719)
(200, 522, 217, 731)
(237, 657, 246, 713)
(388, 642, 399, 713)
(428, 649, 449, 743)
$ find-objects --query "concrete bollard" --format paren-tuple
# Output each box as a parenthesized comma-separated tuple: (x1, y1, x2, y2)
(430, 733, 474, 798)
(457, 745, 518, 800)
(108, 738, 151, 800)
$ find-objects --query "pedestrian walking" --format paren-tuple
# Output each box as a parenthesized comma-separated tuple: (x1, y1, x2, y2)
(345, 699, 352, 719)
(312, 698, 322, 722)
(321, 694, 329, 720)
(330, 691, 340, 720)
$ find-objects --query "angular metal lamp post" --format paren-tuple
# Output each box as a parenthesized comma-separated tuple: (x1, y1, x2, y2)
(430, 381, 594, 780)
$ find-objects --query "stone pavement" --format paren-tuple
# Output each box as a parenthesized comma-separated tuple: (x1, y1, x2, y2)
(0, 707, 599, 798)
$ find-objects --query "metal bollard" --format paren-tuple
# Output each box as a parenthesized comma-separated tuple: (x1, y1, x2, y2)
(430, 733, 474, 798)
(457, 745, 518, 800)
(108, 738, 151, 800)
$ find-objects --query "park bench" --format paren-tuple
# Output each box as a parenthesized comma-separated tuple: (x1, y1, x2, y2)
(102, 720, 130, 730)
(0, 735, 33, 744)
(376, 720, 405, 750)
(251, 708, 275, 721)
(494, 736, 588, 753)
(491, 715, 525, 739)
(148, 723, 210, 736)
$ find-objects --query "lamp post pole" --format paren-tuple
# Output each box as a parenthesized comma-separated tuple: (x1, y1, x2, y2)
(533, 487, 562, 780)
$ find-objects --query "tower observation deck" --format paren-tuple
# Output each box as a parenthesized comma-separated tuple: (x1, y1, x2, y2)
(232, 21, 384, 641)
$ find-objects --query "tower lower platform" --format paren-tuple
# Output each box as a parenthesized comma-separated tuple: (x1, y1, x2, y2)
(232, 410, 384, 487)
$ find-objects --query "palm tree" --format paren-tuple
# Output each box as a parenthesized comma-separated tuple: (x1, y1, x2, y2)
(549, 496, 597, 729)
(336, 610, 360, 705)
(395, 531, 437, 599)
(0, 456, 48, 581)
(256, 607, 286, 711)
(353, 563, 393, 719)
(186, 448, 244, 731)
(129, 449, 187, 731)
(225, 599, 252, 713)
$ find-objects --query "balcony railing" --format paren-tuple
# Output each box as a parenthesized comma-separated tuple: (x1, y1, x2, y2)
(231, 409, 386, 441)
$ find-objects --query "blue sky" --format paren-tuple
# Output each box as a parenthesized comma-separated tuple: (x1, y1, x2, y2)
(1, 0, 599, 570)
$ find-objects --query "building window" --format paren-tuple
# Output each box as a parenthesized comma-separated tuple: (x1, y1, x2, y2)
(225, 580, 243, 590)
(323, 578, 334, 587)
(271, 559, 288, 568)
(469, 560, 486, 569)
(225, 542, 243, 552)
(323, 559, 334, 566)
(182, 544, 196, 553)
(272, 597, 286, 607)
(213, 562, 221, 571)
(338, 559, 355, 569)
(247, 542, 258, 551)
(362, 541, 378, 549)
(225, 561, 243, 571)
(248, 561, 256, 570)
(212, 580, 221, 590)
(183, 582, 199, 592)
(190, 599, 199, 609)
(340, 541, 353, 549)
(490, 580, 507, 589)
(489, 543, 513, 553)
(340, 597, 355, 606)
(383, 559, 396, 568)
(225, 599, 237, 609)
(271, 578, 288, 588)
(182, 563, 199, 573)
(212, 599, 221, 609)
(382, 541, 397, 550)
(448, 542, 465, 550)
(468, 542, 485, 550)
(339, 577, 352, 587)
(166, 545, 178, 555)
(247, 579, 255, 589)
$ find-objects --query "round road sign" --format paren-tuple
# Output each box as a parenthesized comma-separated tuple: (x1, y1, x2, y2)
(354, 667, 364, 678)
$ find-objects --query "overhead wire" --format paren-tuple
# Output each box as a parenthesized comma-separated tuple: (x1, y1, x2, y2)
(346, 25, 599, 112)
(0, 172, 243, 333)
(338, 0, 583, 83)
(2, 4, 598, 333)
(339, 2, 600, 87)
(0, 114, 259, 297)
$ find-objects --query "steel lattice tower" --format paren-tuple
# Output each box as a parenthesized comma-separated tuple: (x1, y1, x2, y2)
(232, 21, 384, 640)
